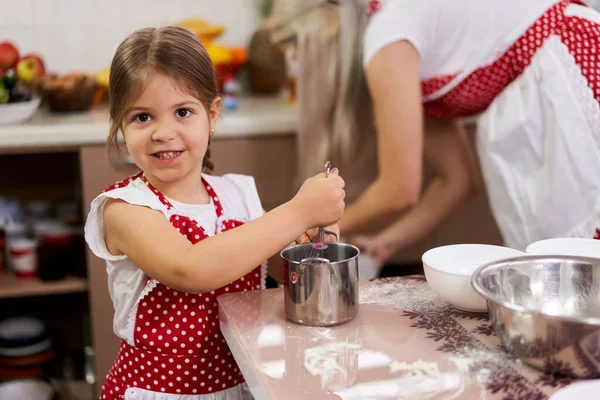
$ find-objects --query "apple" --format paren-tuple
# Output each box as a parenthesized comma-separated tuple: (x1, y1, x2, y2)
(16, 53, 46, 84)
(0, 42, 19, 70)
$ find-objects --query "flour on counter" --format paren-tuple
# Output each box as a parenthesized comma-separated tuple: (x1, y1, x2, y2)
(333, 373, 464, 400)
(453, 346, 512, 368)
(306, 326, 335, 341)
(389, 359, 441, 377)
(450, 346, 511, 386)
(386, 359, 466, 399)
(360, 279, 442, 312)
(303, 341, 362, 390)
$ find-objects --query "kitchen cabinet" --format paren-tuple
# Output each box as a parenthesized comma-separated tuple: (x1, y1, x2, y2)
(0, 150, 93, 399)
(0, 274, 86, 299)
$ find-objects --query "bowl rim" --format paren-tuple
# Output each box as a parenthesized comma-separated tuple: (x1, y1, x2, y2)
(0, 95, 41, 108)
(280, 242, 360, 265)
(526, 237, 600, 254)
(422, 243, 525, 277)
(471, 254, 600, 325)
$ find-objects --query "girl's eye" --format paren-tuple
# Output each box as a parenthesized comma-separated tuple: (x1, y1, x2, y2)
(176, 108, 191, 118)
(133, 113, 151, 123)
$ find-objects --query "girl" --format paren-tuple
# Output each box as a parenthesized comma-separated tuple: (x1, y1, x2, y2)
(84, 26, 345, 399)
(271, 0, 600, 260)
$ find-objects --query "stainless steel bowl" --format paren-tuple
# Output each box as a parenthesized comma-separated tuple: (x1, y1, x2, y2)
(472, 255, 600, 378)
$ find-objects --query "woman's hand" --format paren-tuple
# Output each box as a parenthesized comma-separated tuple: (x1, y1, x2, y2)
(294, 224, 340, 245)
(350, 234, 397, 262)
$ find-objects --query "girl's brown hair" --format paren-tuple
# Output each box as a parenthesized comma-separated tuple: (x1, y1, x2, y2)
(108, 26, 219, 173)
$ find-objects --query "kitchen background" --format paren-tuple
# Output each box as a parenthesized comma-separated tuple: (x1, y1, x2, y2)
(1, 0, 259, 75)
(5, 0, 597, 399)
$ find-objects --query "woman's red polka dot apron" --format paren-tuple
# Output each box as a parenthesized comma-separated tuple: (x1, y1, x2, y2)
(421, 0, 600, 244)
(100, 172, 262, 399)
(418, 0, 597, 120)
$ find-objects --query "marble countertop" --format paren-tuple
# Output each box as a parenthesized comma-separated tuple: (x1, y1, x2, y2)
(0, 96, 297, 151)
(218, 276, 580, 400)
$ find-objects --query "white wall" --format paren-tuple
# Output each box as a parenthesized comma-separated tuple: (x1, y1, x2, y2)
(1, 0, 260, 75)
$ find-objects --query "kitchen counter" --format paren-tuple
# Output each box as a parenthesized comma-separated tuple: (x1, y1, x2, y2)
(0, 94, 480, 152)
(218, 276, 578, 399)
(0, 96, 297, 151)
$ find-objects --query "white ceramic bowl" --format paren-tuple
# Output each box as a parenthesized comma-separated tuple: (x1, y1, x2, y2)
(0, 96, 41, 126)
(549, 380, 600, 399)
(422, 244, 525, 312)
(526, 237, 600, 259)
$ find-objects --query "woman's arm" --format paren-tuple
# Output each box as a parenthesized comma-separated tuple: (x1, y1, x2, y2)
(104, 171, 345, 293)
(339, 40, 424, 235)
(352, 119, 480, 261)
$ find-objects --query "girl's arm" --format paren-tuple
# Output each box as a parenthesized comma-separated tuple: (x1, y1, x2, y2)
(103, 171, 345, 293)
(352, 119, 480, 261)
(339, 40, 424, 235)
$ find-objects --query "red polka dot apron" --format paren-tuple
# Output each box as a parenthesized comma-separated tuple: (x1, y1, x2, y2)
(419, 0, 597, 120)
(100, 173, 262, 399)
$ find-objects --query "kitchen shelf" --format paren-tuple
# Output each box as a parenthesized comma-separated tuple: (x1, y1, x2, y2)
(0, 272, 87, 299)
(54, 379, 94, 400)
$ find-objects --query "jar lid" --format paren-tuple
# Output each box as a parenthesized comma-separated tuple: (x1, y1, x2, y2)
(34, 220, 72, 237)
(9, 238, 37, 251)
(0, 317, 46, 342)
(5, 222, 26, 233)
(43, 228, 73, 239)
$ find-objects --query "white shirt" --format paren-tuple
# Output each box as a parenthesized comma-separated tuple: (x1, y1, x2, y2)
(363, 0, 559, 80)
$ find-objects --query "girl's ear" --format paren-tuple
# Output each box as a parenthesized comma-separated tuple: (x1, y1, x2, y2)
(208, 97, 222, 133)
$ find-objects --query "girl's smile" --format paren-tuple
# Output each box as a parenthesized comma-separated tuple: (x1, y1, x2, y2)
(151, 150, 184, 161)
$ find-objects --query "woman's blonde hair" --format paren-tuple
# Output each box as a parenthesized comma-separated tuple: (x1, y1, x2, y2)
(108, 26, 219, 173)
(271, 0, 375, 181)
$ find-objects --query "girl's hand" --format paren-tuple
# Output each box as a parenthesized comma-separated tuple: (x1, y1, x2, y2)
(295, 224, 340, 245)
(350, 234, 397, 262)
(290, 169, 345, 229)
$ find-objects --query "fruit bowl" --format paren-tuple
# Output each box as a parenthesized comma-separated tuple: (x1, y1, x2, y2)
(176, 18, 226, 44)
(40, 74, 98, 113)
(0, 95, 41, 125)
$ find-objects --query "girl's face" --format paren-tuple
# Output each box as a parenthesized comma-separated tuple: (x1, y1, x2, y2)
(122, 73, 221, 187)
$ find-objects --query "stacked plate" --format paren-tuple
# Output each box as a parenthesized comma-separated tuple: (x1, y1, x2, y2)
(0, 317, 55, 381)
(0, 379, 55, 400)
